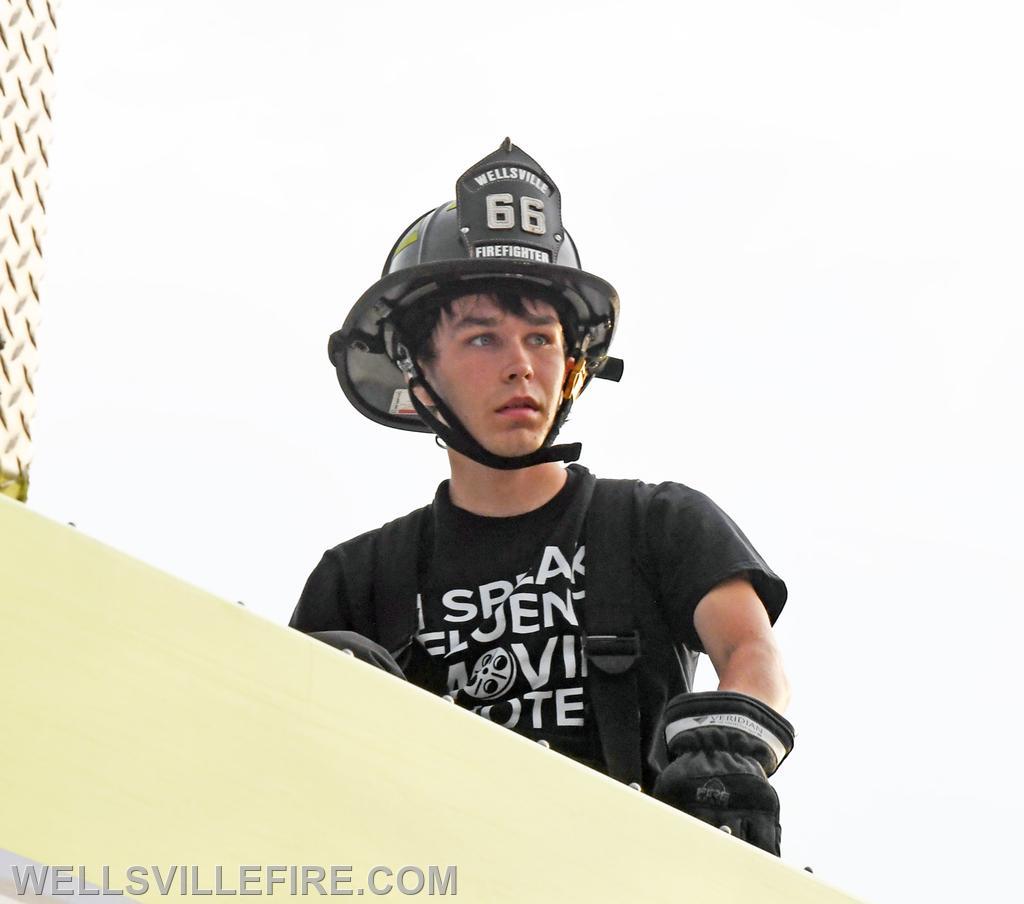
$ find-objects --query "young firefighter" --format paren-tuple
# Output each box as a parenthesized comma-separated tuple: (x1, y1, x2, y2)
(291, 140, 795, 854)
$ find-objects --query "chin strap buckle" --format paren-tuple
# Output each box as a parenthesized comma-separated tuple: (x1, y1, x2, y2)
(562, 357, 588, 401)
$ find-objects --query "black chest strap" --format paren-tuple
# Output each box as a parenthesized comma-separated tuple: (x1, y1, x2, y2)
(373, 505, 429, 658)
(580, 478, 643, 787)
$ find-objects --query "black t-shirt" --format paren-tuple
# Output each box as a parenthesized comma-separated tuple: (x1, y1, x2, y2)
(409, 466, 601, 767)
(290, 465, 787, 777)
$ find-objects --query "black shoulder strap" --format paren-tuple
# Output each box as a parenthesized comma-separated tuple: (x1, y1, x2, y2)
(373, 505, 431, 656)
(582, 478, 644, 788)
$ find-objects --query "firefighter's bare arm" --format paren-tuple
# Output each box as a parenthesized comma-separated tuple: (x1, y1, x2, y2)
(693, 575, 790, 713)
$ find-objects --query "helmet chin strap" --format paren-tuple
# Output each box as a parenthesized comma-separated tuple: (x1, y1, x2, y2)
(406, 371, 581, 470)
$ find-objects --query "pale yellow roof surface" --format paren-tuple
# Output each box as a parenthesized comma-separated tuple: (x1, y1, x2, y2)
(0, 495, 863, 903)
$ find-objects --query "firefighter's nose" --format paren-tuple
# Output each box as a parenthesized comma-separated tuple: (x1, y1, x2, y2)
(504, 348, 534, 382)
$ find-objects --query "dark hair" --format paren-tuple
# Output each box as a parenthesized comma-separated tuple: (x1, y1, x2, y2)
(395, 284, 578, 366)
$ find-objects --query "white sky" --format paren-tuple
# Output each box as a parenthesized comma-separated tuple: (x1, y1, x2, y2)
(27, 2, 1023, 901)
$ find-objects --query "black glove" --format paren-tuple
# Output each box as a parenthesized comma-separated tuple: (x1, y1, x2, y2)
(309, 630, 407, 679)
(652, 691, 794, 855)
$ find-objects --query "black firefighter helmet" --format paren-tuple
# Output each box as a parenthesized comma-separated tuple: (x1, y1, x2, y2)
(329, 139, 622, 470)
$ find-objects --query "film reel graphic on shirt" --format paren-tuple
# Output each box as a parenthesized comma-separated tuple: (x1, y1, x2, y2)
(0, 0, 57, 502)
(463, 647, 518, 701)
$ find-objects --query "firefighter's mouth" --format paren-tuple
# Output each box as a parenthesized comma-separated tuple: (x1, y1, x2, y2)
(496, 397, 541, 413)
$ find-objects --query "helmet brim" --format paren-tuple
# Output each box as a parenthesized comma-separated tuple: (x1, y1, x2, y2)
(330, 258, 619, 433)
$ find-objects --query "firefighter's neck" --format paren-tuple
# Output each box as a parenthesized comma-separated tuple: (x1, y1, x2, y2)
(446, 452, 568, 517)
